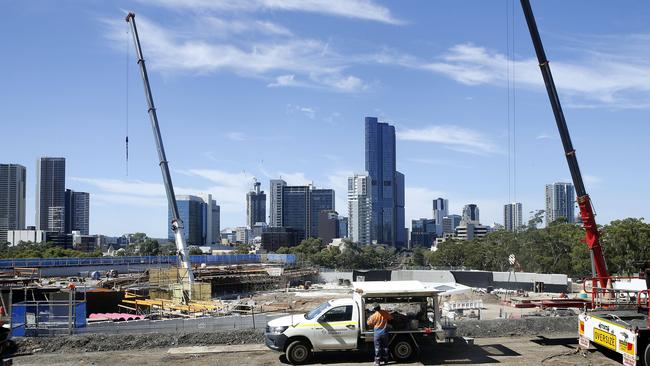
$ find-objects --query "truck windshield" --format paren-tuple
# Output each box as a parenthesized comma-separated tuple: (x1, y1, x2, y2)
(305, 302, 330, 320)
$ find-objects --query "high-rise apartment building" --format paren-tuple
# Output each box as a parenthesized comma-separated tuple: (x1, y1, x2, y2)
(461, 204, 480, 225)
(64, 189, 90, 235)
(168, 195, 220, 246)
(503, 202, 523, 232)
(36, 157, 66, 231)
(348, 173, 372, 245)
(545, 182, 575, 225)
(246, 180, 266, 228)
(0, 164, 26, 243)
(432, 198, 449, 236)
(269, 179, 286, 227)
(365, 116, 406, 248)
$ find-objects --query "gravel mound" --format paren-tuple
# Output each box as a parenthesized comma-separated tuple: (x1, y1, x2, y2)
(14, 329, 265, 354)
(456, 316, 578, 338)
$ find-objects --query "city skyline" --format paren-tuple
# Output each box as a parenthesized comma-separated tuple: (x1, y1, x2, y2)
(2, 1, 649, 237)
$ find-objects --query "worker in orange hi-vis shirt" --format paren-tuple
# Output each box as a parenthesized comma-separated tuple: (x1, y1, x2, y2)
(367, 303, 393, 365)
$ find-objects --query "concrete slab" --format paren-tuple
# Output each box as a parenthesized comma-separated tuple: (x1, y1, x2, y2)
(167, 344, 268, 354)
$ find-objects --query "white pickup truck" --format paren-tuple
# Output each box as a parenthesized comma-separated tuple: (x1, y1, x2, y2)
(265, 281, 450, 364)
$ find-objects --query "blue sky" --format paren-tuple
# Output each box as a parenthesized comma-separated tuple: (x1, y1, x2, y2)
(2, 1, 649, 237)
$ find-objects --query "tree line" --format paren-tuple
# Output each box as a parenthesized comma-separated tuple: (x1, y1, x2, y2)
(414, 217, 650, 277)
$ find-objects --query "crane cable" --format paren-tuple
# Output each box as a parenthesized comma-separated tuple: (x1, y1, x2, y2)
(125, 28, 130, 176)
(505, 0, 518, 204)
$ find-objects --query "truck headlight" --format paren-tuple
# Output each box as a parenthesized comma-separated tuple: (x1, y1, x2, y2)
(267, 326, 288, 334)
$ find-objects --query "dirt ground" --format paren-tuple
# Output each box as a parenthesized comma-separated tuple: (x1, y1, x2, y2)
(12, 333, 623, 366)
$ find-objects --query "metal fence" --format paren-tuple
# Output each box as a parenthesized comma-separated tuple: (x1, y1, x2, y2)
(11, 300, 86, 337)
(0, 254, 296, 269)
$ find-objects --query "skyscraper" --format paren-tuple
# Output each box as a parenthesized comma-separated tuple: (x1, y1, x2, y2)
(410, 218, 436, 248)
(200, 193, 220, 245)
(0, 164, 26, 243)
(503, 202, 523, 232)
(365, 116, 406, 248)
(348, 173, 372, 245)
(432, 198, 449, 236)
(246, 179, 266, 228)
(65, 189, 90, 235)
(545, 182, 575, 225)
(36, 157, 66, 231)
(442, 215, 462, 235)
(281, 185, 310, 241)
(317, 210, 339, 245)
(462, 204, 480, 225)
(269, 179, 286, 227)
(278, 184, 335, 242)
(169, 195, 220, 246)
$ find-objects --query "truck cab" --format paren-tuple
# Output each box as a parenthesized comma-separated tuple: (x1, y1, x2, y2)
(265, 280, 446, 364)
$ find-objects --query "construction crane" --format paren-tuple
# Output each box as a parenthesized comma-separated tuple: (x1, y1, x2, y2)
(519, 0, 608, 289)
(520, 2, 650, 365)
(125, 13, 194, 299)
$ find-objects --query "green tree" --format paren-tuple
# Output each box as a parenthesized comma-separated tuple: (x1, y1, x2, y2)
(188, 246, 204, 255)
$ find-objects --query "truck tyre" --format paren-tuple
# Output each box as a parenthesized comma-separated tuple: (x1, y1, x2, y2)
(286, 340, 312, 365)
(643, 343, 650, 366)
(391, 338, 415, 362)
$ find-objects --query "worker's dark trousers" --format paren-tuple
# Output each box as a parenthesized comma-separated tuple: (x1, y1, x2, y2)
(373, 328, 389, 364)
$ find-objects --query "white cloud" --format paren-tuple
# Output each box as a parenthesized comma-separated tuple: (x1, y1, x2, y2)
(277, 171, 312, 186)
(286, 104, 316, 119)
(379, 42, 650, 109)
(225, 131, 247, 141)
(397, 125, 500, 155)
(106, 12, 368, 92)
(141, 0, 403, 25)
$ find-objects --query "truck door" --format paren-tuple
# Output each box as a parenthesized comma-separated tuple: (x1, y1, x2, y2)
(314, 305, 358, 350)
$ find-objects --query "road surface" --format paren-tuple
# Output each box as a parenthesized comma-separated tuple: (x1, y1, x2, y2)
(13, 333, 624, 366)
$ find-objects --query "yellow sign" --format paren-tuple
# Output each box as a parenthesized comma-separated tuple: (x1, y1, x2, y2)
(619, 339, 635, 355)
(594, 328, 617, 351)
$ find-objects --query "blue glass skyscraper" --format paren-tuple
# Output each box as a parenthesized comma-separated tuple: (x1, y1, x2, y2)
(365, 117, 406, 248)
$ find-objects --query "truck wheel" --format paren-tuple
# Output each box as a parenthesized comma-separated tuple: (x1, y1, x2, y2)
(286, 340, 312, 365)
(391, 338, 415, 362)
(643, 343, 650, 366)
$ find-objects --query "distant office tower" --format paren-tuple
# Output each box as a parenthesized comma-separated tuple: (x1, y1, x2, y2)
(281, 185, 310, 241)
(269, 179, 286, 227)
(0, 164, 26, 243)
(545, 182, 575, 225)
(503, 202, 523, 232)
(64, 189, 90, 235)
(462, 204, 480, 225)
(169, 195, 205, 246)
(169, 195, 220, 246)
(442, 215, 462, 234)
(454, 222, 489, 241)
(278, 184, 334, 242)
(410, 218, 436, 248)
(365, 116, 406, 248)
(35, 157, 66, 231)
(246, 180, 266, 228)
(310, 188, 335, 238)
(348, 173, 372, 245)
(337, 217, 349, 239)
(317, 210, 339, 245)
(200, 193, 220, 245)
(432, 198, 449, 236)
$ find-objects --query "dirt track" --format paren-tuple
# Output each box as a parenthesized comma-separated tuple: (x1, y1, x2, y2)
(13, 333, 623, 366)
